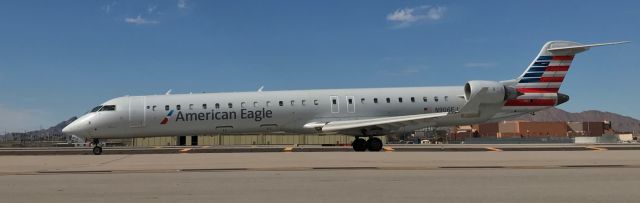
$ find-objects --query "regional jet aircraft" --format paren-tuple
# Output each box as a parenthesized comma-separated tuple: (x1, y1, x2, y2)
(62, 41, 628, 155)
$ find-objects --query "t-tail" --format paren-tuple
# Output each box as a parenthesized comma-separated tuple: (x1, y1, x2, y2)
(506, 40, 629, 107)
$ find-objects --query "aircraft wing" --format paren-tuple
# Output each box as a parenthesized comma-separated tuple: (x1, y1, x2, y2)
(304, 112, 449, 133)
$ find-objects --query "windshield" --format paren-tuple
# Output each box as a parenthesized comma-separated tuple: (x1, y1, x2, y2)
(100, 105, 116, 111)
(90, 106, 102, 112)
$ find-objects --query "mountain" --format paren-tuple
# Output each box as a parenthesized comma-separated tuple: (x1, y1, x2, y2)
(510, 108, 640, 133)
(3, 117, 77, 141)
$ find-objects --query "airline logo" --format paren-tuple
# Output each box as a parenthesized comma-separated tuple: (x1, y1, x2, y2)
(160, 110, 174, 125)
(516, 55, 574, 93)
(507, 55, 574, 107)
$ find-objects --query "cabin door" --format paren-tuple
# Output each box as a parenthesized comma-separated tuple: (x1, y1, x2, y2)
(129, 96, 146, 128)
(346, 96, 355, 113)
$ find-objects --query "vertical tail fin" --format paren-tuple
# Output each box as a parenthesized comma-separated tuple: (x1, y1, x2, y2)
(515, 41, 629, 93)
(505, 41, 628, 108)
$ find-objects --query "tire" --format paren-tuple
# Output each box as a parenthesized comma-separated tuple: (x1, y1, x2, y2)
(367, 137, 383, 152)
(92, 146, 103, 155)
(352, 138, 367, 152)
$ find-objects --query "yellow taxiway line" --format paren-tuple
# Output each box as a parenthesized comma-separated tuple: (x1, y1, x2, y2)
(586, 146, 608, 151)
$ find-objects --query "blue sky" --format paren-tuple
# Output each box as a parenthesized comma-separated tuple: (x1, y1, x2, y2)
(0, 0, 638, 132)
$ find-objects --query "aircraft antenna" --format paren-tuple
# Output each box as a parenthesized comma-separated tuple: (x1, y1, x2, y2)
(165, 89, 172, 95)
(257, 86, 264, 92)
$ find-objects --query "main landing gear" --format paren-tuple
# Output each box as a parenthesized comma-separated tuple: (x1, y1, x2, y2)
(91, 138, 103, 155)
(352, 137, 383, 152)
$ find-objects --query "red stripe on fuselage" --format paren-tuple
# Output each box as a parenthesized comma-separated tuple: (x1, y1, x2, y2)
(517, 88, 560, 93)
(545, 66, 570, 71)
(552, 55, 574, 60)
(505, 99, 556, 106)
(160, 118, 169, 124)
(539, 77, 565, 82)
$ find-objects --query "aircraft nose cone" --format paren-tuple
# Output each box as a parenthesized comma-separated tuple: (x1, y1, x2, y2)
(62, 122, 80, 135)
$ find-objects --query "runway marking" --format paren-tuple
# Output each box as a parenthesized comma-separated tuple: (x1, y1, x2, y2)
(38, 170, 113, 174)
(586, 146, 608, 151)
(179, 148, 192, 153)
(485, 147, 503, 152)
(440, 166, 505, 169)
(283, 147, 294, 152)
(181, 168, 248, 172)
(3, 164, 635, 176)
(562, 164, 626, 168)
(383, 147, 394, 152)
(312, 167, 378, 170)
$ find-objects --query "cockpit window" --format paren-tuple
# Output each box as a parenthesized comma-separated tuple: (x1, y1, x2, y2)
(90, 106, 102, 112)
(100, 105, 116, 111)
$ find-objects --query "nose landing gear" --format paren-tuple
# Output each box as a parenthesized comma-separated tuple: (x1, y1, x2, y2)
(351, 137, 383, 152)
(91, 138, 103, 155)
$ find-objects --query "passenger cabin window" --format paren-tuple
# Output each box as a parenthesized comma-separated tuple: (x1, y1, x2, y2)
(241, 102, 246, 108)
(314, 100, 319, 105)
(266, 101, 272, 107)
(189, 104, 194, 110)
(146, 106, 150, 110)
(279, 101, 284, 106)
(176, 105, 181, 110)
(411, 97, 415, 103)
(254, 101, 259, 107)
(386, 98, 391, 103)
(423, 97, 428, 102)
(165, 105, 170, 111)
(100, 105, 116, 111)
(215, 103, 220, 109)
(434, 96, 439, 102)
(360, 98, 365, 104)
(444, 96, 449, 102)
(228, 103, 233, 108)
(374, 98, 378, 103)
(290, 100, 295, 106)
(202, 104, 207, 109)
(302, 100, 306, 106)
(152, 105, 157, 111)
(398, 97, 403, 103)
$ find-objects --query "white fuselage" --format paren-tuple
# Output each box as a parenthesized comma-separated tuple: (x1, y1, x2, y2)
(63, 86, 544, 139)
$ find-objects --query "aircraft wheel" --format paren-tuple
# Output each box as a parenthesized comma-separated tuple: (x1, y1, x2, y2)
(92, 146, 103, 155)
(367, 137, 383, 152)
(352, 138, 367, 152)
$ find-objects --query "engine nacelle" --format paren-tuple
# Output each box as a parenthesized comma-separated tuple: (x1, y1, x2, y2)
(464, 80, 518, 103)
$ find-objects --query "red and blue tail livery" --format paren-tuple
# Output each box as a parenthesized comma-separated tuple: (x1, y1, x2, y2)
(516, 55, 574, 93)
(505, 41, 629, 107)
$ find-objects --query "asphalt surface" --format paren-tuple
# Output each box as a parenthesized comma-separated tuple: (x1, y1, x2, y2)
(0, 144, 639, 155)
(1, 151, 639, 202)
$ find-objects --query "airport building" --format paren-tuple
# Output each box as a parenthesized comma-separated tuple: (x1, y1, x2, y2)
(465, 121, 610, 139)
(132, 134, 386, 147)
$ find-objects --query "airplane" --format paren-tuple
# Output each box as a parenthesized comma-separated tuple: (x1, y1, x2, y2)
(62, 40, 628, 155)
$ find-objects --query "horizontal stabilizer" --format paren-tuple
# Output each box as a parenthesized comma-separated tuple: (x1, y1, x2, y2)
(547, 41, 630, 55)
